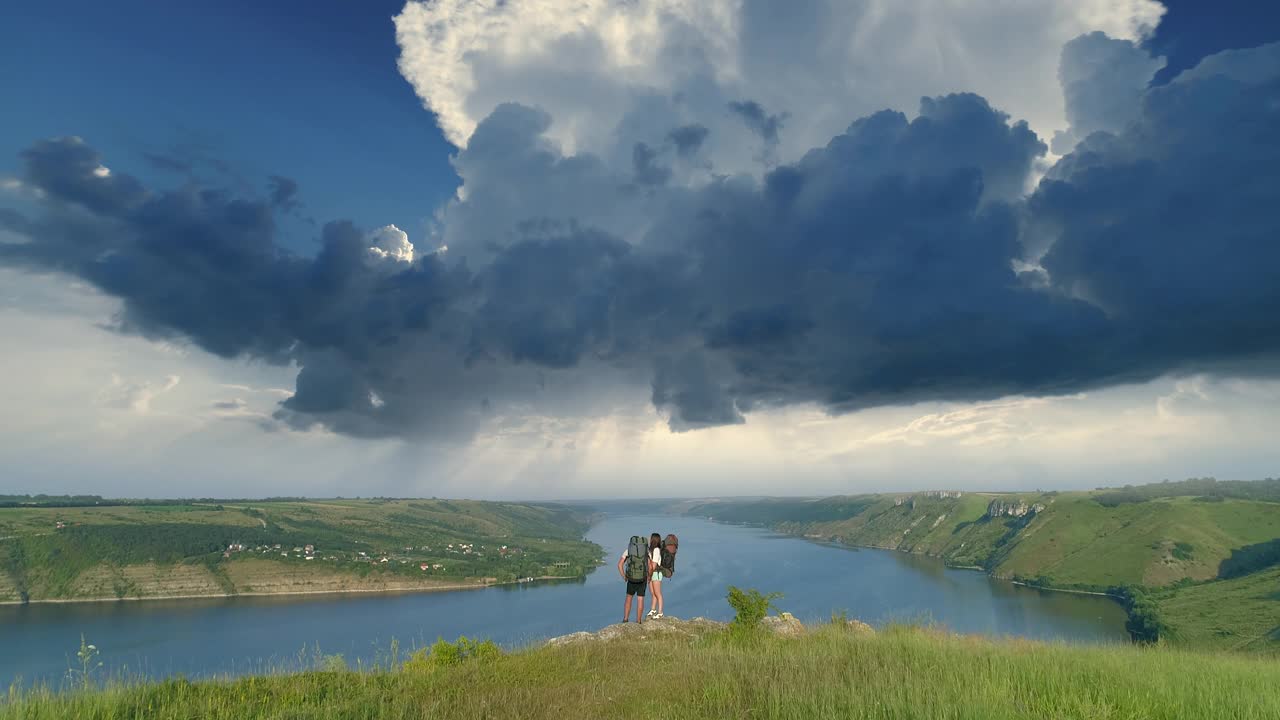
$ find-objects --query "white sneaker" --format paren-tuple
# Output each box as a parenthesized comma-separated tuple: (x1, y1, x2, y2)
(646, 608, 657, 617)
(654, 613, 664, 619)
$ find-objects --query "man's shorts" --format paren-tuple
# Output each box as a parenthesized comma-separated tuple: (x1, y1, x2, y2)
(626, 580, 647, 596)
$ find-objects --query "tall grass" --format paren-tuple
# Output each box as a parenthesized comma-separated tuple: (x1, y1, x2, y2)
(5, 623, 1278, 719)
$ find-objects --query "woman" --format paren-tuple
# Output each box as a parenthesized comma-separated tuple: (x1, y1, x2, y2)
(646, 532, 665, 618)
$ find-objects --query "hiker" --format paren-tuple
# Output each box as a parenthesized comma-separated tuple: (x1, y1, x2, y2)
(617, 534, 652, 623)
(646, 532, 665, 619)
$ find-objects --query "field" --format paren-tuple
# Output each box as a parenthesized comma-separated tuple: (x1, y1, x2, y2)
(6, 621, 1278, 719)
(1156, 566, 1280, 653)
(0, 499, 602, 603)
(686, 479, 1280, 652)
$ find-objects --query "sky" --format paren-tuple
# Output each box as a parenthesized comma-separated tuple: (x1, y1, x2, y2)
(1, 0, 1278, 500)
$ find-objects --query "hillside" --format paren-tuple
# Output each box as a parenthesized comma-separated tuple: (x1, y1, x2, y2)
(0, 499, 602, 603)
(686, 479, 1280, 652)
(6, 615, 1277, 719)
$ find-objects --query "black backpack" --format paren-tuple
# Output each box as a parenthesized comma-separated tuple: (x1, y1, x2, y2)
(659, 534, 678, 578)
(624, 535, 648, 582)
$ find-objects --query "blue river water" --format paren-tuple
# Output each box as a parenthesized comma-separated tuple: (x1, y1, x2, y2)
(0, 512, 1128, 688)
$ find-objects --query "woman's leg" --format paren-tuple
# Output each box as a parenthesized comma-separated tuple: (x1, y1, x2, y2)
(652, 578, 664, 615)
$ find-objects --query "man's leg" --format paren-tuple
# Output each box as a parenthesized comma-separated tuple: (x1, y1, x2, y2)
(623, 590, 632, 623)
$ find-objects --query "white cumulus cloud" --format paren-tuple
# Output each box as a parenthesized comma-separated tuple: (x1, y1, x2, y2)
(395, 0, 1164, 178)
(365, 224, 415, 264)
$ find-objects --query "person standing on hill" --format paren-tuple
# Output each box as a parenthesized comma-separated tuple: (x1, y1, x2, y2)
(645, 532, 665, 619)
(617, 534, 652, 623)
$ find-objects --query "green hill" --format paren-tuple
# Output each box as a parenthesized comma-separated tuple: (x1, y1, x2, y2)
(686, 479, 1280, 652)
(0, 499, 602, 603)
(7, 617, 1277, 720)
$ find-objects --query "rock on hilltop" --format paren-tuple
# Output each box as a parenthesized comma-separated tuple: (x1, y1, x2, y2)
(544, 613, 873, 647)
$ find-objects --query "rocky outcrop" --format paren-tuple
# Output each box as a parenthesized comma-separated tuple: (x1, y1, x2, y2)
(843, 619, 875, 634)
(544, 614, 874, 647)
(760, 612, 805, 637)
(986, 499, 1046, 519)
(896, 490, 964, 507)
(545, 616, 726, 647)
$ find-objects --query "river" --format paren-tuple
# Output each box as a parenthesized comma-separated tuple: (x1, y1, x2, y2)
(0, 511, 1128, 688)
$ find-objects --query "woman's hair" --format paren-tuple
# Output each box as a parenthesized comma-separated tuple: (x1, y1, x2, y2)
(649, 533, 662, 551)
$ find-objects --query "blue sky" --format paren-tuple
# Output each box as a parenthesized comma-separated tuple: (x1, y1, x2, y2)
(1, 0, 458, 248)
(2, 1, 1279, 499)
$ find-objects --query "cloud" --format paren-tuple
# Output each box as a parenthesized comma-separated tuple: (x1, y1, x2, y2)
(365, 224, 415, 264)
(5, 12, 1280, 447)
(267, 175, 302, 212)
(99, 374, 181, 413)
(394, 0, 1163, 174)
(1050, 31, 1167, 153)
(668, 124, 709, 157)
(1035, 40, 1280, 382)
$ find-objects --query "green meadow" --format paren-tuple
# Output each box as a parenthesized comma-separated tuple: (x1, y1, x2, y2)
(6, 622, 1277, 720)
(1, 499, 602, 603)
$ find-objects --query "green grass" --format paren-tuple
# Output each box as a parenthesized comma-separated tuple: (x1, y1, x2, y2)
(6, 624, 1279, 719)
(1157, 567, 1280, 654)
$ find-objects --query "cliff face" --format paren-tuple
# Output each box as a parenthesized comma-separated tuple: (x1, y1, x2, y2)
(985, 499, 1045, 519)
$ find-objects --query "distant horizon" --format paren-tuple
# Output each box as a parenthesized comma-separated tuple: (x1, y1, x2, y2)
(5, 475, 1273, 505)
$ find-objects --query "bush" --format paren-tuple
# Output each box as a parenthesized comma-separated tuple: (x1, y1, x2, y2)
(316, 654, 347, 672)
(404, 636, 502, 672)
(1172, 542, 1194, 561)
(1115, 586, 1165, 644)
(726, 586, 782, 630)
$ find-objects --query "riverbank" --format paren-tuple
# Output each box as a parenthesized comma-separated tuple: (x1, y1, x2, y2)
(6, 617, 1276, 719)
(0, 581, 489, 607)
(685, 489, 1280, 652)
(0, 575, 588, 607)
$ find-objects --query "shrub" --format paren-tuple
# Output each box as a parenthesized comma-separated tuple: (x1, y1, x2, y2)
(1115, 586, 1164, 644)
(727, 586, 782, 630)
(317, 654, 347, 673)
(404, 636, 502, 672)
(1172, 542, 1194, 561)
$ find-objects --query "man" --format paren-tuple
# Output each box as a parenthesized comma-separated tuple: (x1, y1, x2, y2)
(617, 535, 655, 623)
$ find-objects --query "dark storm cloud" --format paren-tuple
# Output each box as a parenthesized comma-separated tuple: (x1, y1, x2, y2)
(0, 207, 33, 235)
(21, 137, 147, 216)
(267, 175, 302, 211)
(1036, 41, 1280, 379)
(652, 352, 744, 431)
(4, 40, 1279, 439)
(728, 100, 785, 147)
(631, 142, 671, 186)
(667, 124, 710, 157)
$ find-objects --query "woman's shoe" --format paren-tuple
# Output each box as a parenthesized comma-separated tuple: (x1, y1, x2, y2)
(646, 608, 657, 617)
(654, 613, 664, 619)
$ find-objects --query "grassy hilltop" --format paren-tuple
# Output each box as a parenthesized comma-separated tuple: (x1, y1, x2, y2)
(0, 498, 602, 603)
(6, 618, 1278, 720)
(686, 478, 1280, 653)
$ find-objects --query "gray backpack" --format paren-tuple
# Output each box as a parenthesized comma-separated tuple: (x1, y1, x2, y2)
(624, 535, 648, 582)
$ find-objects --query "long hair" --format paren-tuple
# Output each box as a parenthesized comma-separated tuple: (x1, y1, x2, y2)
(649, 533, 662, 552)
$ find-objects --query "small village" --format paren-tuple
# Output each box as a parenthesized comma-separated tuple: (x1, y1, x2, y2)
(216, 538, 581, 581)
